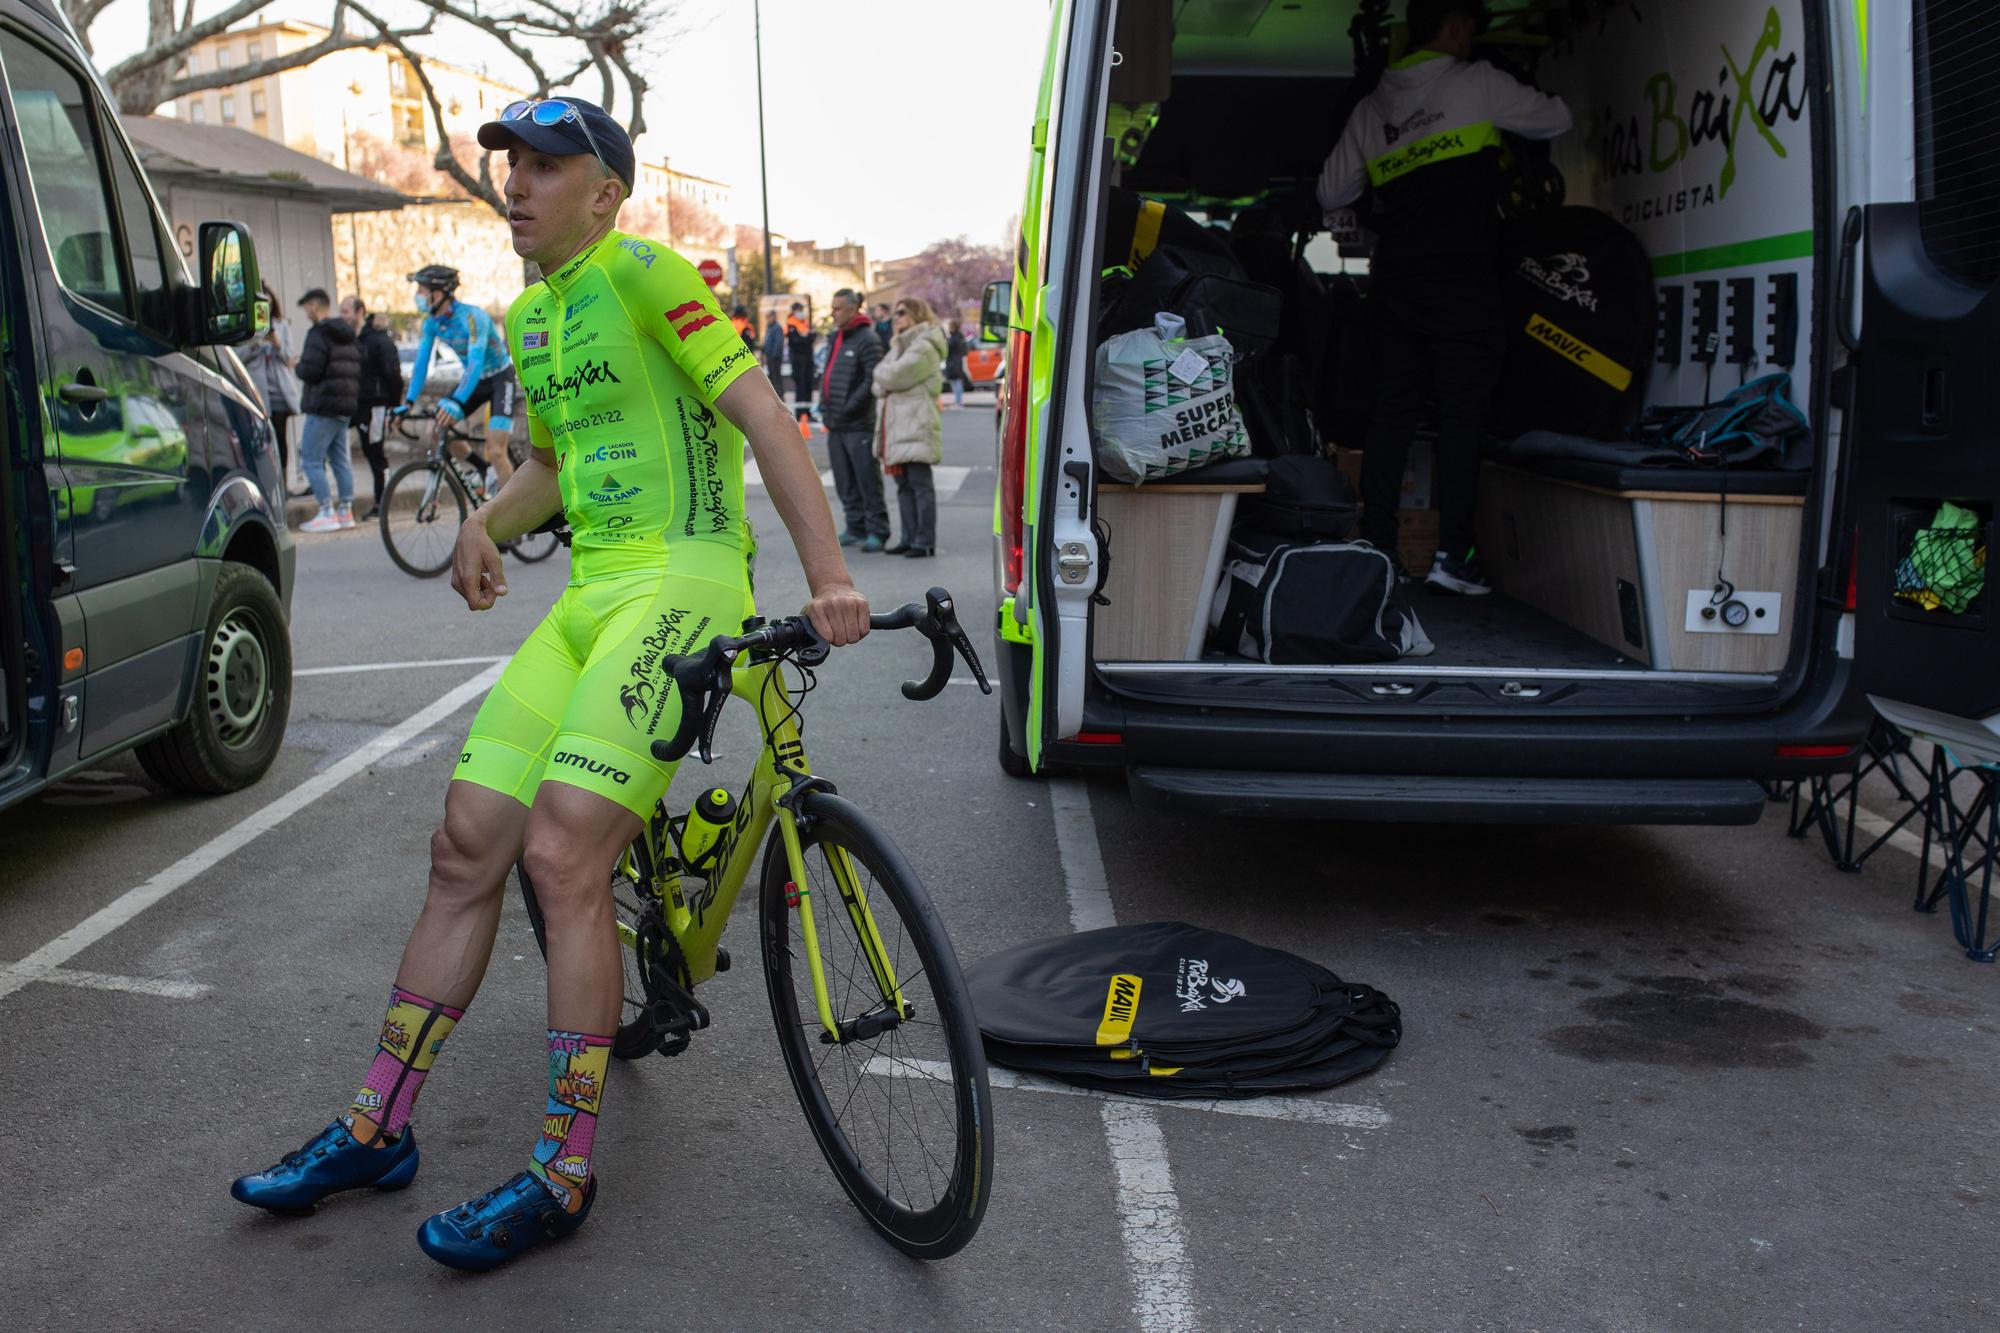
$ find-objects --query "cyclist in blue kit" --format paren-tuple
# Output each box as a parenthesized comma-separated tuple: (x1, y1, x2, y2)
(404, 264, 520, 488)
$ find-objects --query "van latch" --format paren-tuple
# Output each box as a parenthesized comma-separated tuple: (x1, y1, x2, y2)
(1499, 681, 1542, 699)
(1057, 543, 1092, 585)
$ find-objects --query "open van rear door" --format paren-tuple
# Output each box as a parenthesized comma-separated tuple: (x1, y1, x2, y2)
(1847, 203, 2000, 763)
(1022, 0, 1113, 766)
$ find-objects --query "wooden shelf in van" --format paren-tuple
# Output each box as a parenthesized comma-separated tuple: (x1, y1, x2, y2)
(1475, 462, 1804, 674)
(1095, 480, 1267, 661)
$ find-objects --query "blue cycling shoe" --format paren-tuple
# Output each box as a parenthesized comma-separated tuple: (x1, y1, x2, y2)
(230, 1120, 420, 1214)
(416, 1170, 595, 1272)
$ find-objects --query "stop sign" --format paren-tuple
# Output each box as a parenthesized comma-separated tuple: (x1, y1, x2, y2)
(697, 258, 724, 288)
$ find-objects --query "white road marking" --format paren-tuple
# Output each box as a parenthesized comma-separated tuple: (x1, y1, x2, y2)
(742, 461, 974, 500)
(1048, 777, 1196, 1333)
(296, 655, 507, 677)
(38, 968, 212, 1000)
(0, 663, 507, 1002)
(1851, 805, 1947, 872)
(866, 1057, 1391, 1129)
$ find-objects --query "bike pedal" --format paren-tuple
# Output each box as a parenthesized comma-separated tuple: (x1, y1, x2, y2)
(714, 946, 730, 973)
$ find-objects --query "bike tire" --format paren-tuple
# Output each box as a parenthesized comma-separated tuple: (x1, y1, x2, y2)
(758, 791, 992, 1260)
(378, 461, 467, 578)
(508, 527, 560, 563)
(516, 839, 670, 1062)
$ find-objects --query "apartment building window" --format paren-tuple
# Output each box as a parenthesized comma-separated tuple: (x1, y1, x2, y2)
(388, 61, 407, 94)
(247, 40, 261, 63)
(216, 46, 231, 69)
(220, 94, 236, 123)
(251, 89, 267, 118)
(189, 100, 206, 124)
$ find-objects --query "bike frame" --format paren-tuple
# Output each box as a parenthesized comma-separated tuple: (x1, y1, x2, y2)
(623, 653, 906, 1041)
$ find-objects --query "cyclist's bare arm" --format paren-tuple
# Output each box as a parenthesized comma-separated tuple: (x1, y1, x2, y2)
(452, 448, 559, 612)
(716, 374, 870, 646)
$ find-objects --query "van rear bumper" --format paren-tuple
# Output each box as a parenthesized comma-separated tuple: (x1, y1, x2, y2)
(1127, 768, 1769, 824)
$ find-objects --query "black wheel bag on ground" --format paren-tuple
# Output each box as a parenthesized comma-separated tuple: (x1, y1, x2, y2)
(967, 922, 1401, 1099)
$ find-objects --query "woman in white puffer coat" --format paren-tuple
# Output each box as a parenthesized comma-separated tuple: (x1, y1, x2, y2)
(872, 296, 948, 557)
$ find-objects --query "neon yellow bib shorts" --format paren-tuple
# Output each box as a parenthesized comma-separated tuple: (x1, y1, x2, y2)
(453, 231, 762, 818)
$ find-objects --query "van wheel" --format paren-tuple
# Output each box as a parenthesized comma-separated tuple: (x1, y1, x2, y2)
(998, 714, 1032, 779)
(138, 562, 292, 794)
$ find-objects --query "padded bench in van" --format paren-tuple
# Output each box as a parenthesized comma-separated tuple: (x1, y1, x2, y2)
(1473, 456, 1809, 673)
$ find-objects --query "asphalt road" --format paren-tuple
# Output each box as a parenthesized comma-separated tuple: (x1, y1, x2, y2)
(1, 396, 1994, 1331)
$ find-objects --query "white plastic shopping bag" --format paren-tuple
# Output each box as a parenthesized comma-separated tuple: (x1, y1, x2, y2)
(1092, 312, 1248, 483)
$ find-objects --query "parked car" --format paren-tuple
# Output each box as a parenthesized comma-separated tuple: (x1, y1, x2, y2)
(0, 0, 293, 812)
(987, 0, 1993, 825)
(398, 339, 463, 407)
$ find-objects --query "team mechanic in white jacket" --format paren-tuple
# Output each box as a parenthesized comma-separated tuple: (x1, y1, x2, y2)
(1318, 0, 1570, 595)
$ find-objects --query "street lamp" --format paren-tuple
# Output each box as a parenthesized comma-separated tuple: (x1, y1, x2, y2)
(754, 0, 774, 300)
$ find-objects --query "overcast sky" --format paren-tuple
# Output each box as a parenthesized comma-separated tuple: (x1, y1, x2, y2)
(85, 0, 1051, 261)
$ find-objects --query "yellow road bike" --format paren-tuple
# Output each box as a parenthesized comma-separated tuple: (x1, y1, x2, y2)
(516, 588, 994, 1259)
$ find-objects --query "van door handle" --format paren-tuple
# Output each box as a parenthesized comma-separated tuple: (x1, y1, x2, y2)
(1835, 205, 1862, 352)
(59, 382, 108, 404)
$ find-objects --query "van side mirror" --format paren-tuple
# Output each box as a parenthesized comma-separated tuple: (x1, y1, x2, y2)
(198, 221, 261, 344)
(979, 280, 1012, 345)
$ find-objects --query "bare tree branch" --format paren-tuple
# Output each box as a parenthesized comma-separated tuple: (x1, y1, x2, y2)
(348, 0, 504, 213)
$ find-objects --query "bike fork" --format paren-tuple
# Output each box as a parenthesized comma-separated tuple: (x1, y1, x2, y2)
(777, 814, 906, 1041)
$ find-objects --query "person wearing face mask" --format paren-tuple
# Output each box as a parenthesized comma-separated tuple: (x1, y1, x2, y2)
(399, 265, 519, 493)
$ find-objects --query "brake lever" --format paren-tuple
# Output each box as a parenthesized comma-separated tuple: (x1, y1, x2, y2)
(929, 586, 992, 695)
(696, 683, 729, 765)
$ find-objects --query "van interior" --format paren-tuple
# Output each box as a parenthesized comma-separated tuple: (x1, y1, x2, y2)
(1082, 0, 1831, 706)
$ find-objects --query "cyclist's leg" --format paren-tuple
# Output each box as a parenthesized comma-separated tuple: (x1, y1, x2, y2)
(515, 551, 755, 1209)
(461, 371, 517, 487)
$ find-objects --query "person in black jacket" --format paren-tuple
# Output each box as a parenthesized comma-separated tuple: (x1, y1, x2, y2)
(943, 324, 968, 409)
(784, 302, 815, 407)
(341, 295, 406, 520)
(817, 287, 888, 550)
(294, 288, 364, 532)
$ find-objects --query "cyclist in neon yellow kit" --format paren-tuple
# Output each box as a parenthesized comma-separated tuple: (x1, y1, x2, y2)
(229, 96, 871, 1273)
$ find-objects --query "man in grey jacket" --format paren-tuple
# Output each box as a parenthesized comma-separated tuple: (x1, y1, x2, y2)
(817, 287, 888, 551)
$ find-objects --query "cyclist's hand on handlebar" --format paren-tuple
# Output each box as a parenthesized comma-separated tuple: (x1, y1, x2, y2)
(450, 518, 507, 611)
(433, 401, 464, 432)
(803, 581, 870, 647)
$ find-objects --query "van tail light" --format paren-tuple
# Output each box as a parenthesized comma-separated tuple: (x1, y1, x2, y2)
(999, 327, 1033, 594)
(1778, 744, 1856, 758)
(1071, 731, 1123, 745)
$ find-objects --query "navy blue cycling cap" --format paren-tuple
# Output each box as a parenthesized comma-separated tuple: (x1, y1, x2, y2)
(477, 96, 636, 192)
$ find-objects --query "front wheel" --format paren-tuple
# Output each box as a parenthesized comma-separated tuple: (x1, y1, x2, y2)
(759, 792, 993, 1260)
(136, 562, 291, 793)
(379, 461, 466, 578)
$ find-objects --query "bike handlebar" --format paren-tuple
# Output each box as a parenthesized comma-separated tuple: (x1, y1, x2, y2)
(648, 587, 991, 765)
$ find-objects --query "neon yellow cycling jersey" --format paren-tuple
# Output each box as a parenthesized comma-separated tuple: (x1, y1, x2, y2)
(452, 232, 764, 817)
(508, 229, 761, 582)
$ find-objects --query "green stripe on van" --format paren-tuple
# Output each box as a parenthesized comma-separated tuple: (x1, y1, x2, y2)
(1650, 230, 1815, 277)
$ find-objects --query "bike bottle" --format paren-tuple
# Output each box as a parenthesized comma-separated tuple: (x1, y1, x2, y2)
(678, 786, 738, 873)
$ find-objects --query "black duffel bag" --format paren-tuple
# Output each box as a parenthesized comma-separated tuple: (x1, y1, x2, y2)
(1236, 455, 1357, 537)
(1210, 532, 1433, 664)
(1100, 243, 1282, 363)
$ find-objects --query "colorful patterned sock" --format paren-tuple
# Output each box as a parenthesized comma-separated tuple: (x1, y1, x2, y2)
(344, 986, 464, 1146)
(528, 1030, 613, 1214)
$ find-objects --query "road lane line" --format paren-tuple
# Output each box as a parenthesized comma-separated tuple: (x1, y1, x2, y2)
(1851, 805, 1947, 871)
(1048, 777, 1196, 1333)
(296, 655, 506, 677)
(40, 968, 212, 1000)
(865, 1057, 1391, 1129)
(0, 662, 507, 1002)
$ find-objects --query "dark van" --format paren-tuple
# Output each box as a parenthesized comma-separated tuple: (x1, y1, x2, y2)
(0, 0, 292, 813)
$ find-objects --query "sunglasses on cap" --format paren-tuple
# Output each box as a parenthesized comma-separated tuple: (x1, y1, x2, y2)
(500, 98, 610, 173)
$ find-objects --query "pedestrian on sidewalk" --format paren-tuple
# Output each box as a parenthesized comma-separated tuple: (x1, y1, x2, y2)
(243, 282, 302, 492)
(873, 296, 946, 558)
(762, 311, 786, 393)
(818, 287, 888, 551)
(943, 322, 968, 410)
(294, 288, 363, 532)
(871, 302, 894, 349)
(785, 302, 816, 408)
(342, 295, 405, 521)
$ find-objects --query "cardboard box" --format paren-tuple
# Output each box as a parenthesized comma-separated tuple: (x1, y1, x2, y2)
(1399, 509, 1440, 576)
(1334, 450, 1438, 570)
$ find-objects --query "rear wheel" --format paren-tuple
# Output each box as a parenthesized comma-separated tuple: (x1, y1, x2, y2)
(516, 838, 672, 1061)
(379, 461, 465, 578)
(997, 713, 1031, 778)
(506, 527, 560, 563)
(758, 792, 992, 1260)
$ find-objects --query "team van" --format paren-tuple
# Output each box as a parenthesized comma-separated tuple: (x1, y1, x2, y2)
(989, 0, 1997, 822)
(0, 0, 292, 813)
